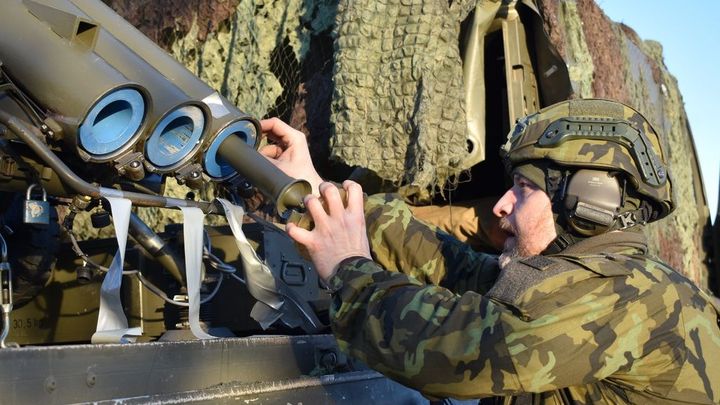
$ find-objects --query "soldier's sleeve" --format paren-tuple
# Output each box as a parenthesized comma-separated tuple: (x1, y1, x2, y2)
(363, 193, 499, 294)
(327, 254, 695, 400)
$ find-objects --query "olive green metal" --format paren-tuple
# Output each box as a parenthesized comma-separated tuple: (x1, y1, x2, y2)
(68, 0, 259, 148)
(66, 0, 268, 185)
(56, 0, 210, 166)
(0, 0, 144, 156)
(519, 0, 573, 105)
(69, 0, 218, 105)
(8, 0, 216, 168)
(499, 1, 540, 132)
(6, 239, 105, 345)
(0, 0, 305, 213)
(59, 1, 189, 111)
(461, 0, 502, 170)
(218, 134, 311, 214)
(0, 136, 73, 197)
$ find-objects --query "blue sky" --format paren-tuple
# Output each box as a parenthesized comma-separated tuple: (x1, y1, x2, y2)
(597, 0, 719, 223)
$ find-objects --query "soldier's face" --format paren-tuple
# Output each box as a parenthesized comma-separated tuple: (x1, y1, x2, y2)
(492, 175, 557, 268)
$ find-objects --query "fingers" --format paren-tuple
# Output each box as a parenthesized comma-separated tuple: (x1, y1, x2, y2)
(260, 117, 304, 147)
(287, 181, 370, 281)
(286, 222, 313, 247)
(319, 182, 344, 217)
(304, 194, 329, 230)
(258, 144, 283, 160)
(343, 180, 364, 214)
(260, 117, 287, 135)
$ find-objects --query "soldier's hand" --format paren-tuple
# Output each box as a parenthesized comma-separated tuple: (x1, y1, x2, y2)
(286, 181, 372, 282)
(259, 117, 324, 195)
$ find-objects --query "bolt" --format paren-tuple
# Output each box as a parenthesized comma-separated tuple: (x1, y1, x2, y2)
(86, 371, 96, 388)
(130, 161, 141, 168)
(44, 376, 56, 393)
(320, 352, 338, 369)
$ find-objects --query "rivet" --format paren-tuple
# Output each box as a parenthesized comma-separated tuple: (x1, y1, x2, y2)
(44, 376, 56, 393)
(86, 371, 96, 388)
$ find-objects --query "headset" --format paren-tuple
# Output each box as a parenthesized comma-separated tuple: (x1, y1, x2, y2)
(560, 169, 623, 236)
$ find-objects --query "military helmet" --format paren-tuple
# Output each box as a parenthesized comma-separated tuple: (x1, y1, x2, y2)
(500, 99, 674, 233)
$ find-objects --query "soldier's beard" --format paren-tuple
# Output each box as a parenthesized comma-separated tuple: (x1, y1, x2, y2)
(498, 217, 534, 270)
(499, 238, 532, 269)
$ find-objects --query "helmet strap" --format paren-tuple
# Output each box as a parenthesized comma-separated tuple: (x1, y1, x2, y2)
(617, 200, 657, 229)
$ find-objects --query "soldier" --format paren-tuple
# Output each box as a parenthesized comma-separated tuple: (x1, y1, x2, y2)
(260, 99, 720, 403)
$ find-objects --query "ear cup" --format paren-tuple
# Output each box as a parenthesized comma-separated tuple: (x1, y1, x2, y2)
(563, 170, 622, 236)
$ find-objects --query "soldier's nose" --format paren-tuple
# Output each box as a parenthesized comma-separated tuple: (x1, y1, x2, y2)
(493, 188, 515, 218)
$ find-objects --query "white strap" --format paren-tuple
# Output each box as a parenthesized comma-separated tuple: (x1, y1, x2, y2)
(217, 198, 283, 329)
(179, 206, 217, 339)
(91, 197, 142, 344)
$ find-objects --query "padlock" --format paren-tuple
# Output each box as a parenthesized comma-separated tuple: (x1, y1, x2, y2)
(23, 184, 50, 225)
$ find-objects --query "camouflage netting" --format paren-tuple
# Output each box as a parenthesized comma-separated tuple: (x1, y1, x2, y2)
(107, 0, 482, 197)
(104, 0, 713, 291)
(538, 0, 712, 290)
(103, 0, 338, 230)
(330, 0, 477, 191)
(105, 0, 339, 120)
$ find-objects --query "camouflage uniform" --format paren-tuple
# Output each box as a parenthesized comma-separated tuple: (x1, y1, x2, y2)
(326, 99, 720, 403)
(327, 194, 720, 403)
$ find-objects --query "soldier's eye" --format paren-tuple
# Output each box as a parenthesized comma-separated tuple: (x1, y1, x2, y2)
(516, 179, 530, 188)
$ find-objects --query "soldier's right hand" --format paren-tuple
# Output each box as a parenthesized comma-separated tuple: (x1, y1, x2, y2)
(259, 118, 324, 195)
(286, 180, 372, 282)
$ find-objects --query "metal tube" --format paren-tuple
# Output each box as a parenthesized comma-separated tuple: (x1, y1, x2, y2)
(0, 0, 145, 149)
(59, 0, 192, 114)
(217, 134, 311, 214)
(128, 212, 185, 283)
(55, 0, 215, 171)
(68, 0, 259, 151)
(69, 0, 218, 101)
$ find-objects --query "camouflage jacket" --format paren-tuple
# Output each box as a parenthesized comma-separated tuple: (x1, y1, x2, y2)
(327, 194, 720, 404)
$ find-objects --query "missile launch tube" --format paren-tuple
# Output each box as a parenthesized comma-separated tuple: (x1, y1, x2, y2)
(0, 0, 147, 160)
(69, 0, 221, 103)
(68, 0, 255, 125)
(68, 0, 258, 150)
(0, 110, 215, 213)
(55, 0, 212, 170)
(68, 0, 312, 213)
(3, 0, 300, 214)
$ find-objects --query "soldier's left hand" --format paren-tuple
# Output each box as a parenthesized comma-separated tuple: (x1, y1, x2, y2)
(286, 180, 372, 281)
(259, 117, 324, 195)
